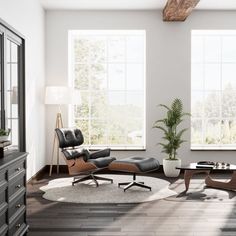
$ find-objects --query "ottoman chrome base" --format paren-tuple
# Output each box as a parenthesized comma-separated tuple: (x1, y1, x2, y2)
(118, 173, 151, 191)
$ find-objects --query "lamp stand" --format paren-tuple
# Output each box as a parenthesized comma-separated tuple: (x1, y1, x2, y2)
(49, 112, 63, 176)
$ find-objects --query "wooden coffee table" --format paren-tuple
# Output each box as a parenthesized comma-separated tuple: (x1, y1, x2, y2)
(177, 163, 236, 192)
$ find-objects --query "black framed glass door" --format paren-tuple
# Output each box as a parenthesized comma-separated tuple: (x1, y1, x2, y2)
(0, 21, 25, 151)
(0, 26, 4, 130)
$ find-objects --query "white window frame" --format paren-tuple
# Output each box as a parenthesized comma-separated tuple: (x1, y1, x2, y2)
(68, 30, 146, 150)
(191, 30, 236, 150)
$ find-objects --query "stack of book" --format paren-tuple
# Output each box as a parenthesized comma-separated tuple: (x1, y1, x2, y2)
(196, 161, 215, 169)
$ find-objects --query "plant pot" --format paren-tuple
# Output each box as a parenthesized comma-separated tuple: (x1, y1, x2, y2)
(163, 158, 181, 177)
(0, 136, 9, 142)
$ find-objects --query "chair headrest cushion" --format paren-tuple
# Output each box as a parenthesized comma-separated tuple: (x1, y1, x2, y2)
(55, 128, 84, 148)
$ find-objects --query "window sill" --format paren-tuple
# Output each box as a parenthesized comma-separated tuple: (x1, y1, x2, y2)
(82, 146, 146, 151)
(191, 146, 236, 151)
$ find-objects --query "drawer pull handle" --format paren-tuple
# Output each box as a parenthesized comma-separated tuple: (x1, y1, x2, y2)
(16, 224, 21, 229)
(16, 185, 21, 189)
(16, 204, 21, 208)
(15, 167, 21, 171)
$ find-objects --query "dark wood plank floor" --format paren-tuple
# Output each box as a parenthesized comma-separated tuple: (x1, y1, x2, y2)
(27, 172, 236, 236)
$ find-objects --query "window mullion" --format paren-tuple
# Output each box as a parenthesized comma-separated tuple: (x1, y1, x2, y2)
(88, 38, 92, 147)
(124, 36, 128, 145)
(202, 36, 206, 146)
(105, 36, 109, 146)
(219, 36, 223, 145)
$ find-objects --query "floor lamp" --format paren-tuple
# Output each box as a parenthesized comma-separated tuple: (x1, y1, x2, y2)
(45, 86, 81, 176)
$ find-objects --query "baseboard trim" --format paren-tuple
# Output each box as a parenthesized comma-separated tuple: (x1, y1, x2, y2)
(44, 164, 69, 174)
(27, 165, 48, 183)
(27, 165, 70, 183)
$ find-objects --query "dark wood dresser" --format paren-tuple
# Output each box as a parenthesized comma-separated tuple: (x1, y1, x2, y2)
(0, 152, 28, 236)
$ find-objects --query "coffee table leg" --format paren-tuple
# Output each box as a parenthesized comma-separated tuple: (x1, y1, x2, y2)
(205, 171, 236, 190)
(184, 170, 210, 192)
(184, 170, 193, 191)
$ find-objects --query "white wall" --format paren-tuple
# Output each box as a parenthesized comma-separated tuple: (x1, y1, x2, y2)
(45, 10, 236, 165)
(0, 0, 46, 179)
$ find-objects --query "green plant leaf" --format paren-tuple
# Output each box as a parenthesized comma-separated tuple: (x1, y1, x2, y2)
(159, 104, 171, 111)
(176, 128, 188, 139)
(182, 112, 191, 116)
(152, 119, 166, 127)
(0, 129, 10, 136)
(153, 125, 168, 134)
(153, 98, 190, 158)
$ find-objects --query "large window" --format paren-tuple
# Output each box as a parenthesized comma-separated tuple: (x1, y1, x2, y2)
(191, 30, 236, 150)
(69, 30, 146, 149)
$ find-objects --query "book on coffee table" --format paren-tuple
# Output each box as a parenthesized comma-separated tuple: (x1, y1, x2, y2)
(196, 164, 214, 169)
(197, 161, 215, 165)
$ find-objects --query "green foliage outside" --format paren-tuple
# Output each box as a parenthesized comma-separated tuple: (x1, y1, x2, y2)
(192, 84, 236, 146)
(153, 99, 190, 160)
(73, 37, 143, 146)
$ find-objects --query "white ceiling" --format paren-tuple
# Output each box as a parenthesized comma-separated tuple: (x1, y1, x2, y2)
(40, 0, 236, 10)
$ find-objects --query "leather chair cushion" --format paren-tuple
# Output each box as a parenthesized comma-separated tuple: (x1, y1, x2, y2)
(110, 157, 160, 173)
(89, 148, 110, 159)
(55, 128, 84, 148)
(62, 148, 90, 161)
(88, 157, 116, 168)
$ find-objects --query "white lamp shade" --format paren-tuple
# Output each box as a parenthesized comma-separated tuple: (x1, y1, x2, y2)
(45, 86, 81, 105)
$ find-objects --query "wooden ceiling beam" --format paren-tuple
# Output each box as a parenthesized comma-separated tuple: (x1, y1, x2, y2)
(163, 0, 200, 21)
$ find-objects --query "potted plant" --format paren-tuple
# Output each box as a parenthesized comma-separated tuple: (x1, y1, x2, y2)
(0, 129, 10, 142)
(153, 98, 190, 177)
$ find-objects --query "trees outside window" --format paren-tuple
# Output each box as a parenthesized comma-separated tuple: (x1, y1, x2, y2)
(191, 30, 236, 149)
(69, 30, 146, 149)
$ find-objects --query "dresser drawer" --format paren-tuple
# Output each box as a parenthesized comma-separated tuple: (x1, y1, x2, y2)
(0, 209, 8, 235)
(0, 169, 7, 192)
(9, 211, 26, 236)
(0, 152, 28, 236)
(8, 174, 25, 199)
(0, 180, 8, 229)
(0, 187, 7, 205)
(8, 160, 25, 180)
(0, 169, 7, 183)
(0, 224, 7, 236)
(9, 193, 25, 219)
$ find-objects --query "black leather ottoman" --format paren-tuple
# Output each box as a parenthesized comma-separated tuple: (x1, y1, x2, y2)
(109, 157, 160, 191)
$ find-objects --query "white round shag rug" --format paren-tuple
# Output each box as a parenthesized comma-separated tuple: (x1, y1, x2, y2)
(40, 175, 176, 204)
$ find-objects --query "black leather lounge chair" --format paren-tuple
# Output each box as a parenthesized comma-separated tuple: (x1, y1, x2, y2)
(55, 128, 116, 187)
